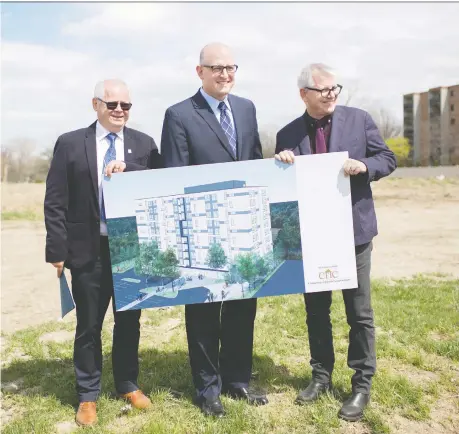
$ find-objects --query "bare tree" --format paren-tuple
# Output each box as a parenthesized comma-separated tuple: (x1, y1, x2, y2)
(339, 82, 402, 140)
(1, 145, 12, 182)
(367, 106, 402, 140)
(30, 146, 54, 182)
(340, 83, 362, 107)
(259, 125, 279, 159)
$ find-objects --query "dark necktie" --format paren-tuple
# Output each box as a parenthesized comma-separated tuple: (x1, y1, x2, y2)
(100, 132, 117, 223)
(315, 125, 327, 154)
(218, 101, 237, 157)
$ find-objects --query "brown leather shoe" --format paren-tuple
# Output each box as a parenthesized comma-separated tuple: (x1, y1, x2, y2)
(75, 402, 97, 426)
(120, 390, 152, 410)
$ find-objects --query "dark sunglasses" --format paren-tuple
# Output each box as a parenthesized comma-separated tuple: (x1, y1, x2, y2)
(97, 98, 132, 111)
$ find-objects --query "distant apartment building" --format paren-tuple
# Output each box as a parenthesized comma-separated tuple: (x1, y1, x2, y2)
(135, 180, 273, 272)
(403, 84, 459, 165)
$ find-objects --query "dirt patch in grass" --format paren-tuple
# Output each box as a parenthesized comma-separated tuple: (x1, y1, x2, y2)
(39, 330, 75, 344)
(378, 360, 440, 384)
(141, 317, 182, 346)
(388, 395, 459, 433)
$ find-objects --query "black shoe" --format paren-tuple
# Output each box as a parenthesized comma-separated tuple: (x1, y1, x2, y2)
(338, 392, 370, 422)
(222, 386, 269, 406)
(199, 396, 226, 418)
(295, 380, 332, 405)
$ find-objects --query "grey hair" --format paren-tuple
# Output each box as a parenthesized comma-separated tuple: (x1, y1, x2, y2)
(94, 81, 106, 99)
(297, 63, 336, 89)
(93, 79, 129, 99)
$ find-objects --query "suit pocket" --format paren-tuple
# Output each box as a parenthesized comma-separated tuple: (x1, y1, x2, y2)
(126, 154, 149, 167)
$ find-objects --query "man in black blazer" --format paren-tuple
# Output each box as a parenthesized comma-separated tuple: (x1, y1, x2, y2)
(161, 43, 268, 417)
(275, 64, 396, 422)
(44, 79, 162, 426)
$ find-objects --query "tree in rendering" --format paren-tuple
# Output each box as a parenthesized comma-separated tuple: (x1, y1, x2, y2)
(206, 242, 227, 269)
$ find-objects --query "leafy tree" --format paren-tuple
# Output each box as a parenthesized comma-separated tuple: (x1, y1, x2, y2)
(236, 253, 258, 289)
(155, 247, 180, 286)
(276, 222, 301, 259)
(225, 262, 243, 286)
(134, 240, 160, 282)
(385, 136, 410, 167)
(206, 242, 227, 269)
(255, 254, 270, 278)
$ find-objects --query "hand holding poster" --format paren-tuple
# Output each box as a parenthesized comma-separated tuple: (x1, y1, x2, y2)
(103, 152, 357, 312)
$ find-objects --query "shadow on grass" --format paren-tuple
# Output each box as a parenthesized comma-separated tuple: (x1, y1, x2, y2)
(1, 349, 339, 407)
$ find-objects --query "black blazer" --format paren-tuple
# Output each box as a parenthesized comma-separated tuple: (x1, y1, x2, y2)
(44, 121, 162, 269)
(276, 106, 397, 246)
(160, 90, 263, 167)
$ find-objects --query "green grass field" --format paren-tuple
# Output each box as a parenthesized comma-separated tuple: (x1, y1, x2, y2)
(1, 276, 458, 433)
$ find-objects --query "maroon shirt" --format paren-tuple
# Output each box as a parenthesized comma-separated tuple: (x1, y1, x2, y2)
(303, 111, 333, 154)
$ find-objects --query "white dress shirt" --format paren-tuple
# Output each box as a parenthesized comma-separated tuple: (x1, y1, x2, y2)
(95, 121, 124, 236)
(199, 87, 238, 139)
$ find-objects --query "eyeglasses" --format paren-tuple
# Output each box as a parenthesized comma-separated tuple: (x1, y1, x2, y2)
(304, 84, 343, 98)
(97, 98, 132, 111)
(201, 64, 239, 74)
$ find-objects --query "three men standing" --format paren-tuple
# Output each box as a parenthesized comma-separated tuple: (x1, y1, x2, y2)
(45, 55, 395, 425)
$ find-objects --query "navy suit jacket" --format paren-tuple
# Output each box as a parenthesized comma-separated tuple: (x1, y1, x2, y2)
(275, 105, 397, 246)
(44, 122, 162, 269)
(161, 90, 263, 167)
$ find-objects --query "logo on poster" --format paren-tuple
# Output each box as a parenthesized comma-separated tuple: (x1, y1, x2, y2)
(319, 267, 339, 280)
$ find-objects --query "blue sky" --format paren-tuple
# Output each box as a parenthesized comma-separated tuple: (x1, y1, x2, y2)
(2, 2, 459, 153)
(104, 159, 297, 218)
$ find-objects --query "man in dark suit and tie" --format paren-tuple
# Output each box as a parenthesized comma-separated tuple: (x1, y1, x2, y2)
(274, 63, 396, 422)
(44, 79, 162, 426)
(161, 42, 268, 417)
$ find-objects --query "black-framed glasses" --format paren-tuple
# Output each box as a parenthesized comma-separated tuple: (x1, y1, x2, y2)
(97, 98, 132, 111)
(305, 84, 343, 97)
(201, 64, 239, 74)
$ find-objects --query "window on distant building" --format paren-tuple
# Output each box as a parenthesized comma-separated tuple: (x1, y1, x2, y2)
(451, 90, 455, 97)
(451, 118, 456, 125)
(451, 104, 455, 112)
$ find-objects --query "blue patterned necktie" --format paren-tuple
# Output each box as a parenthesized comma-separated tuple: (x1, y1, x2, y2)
(218, 101, 237, 157)
(100, 132, 117, 223)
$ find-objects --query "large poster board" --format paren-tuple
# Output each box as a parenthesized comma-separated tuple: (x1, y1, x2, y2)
(104, 152, 357, 311)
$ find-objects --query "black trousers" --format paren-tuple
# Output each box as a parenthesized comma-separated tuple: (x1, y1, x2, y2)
(70, 236, 141, 402)
(185, 297, 257, 401)
(304, 242, 375, 394)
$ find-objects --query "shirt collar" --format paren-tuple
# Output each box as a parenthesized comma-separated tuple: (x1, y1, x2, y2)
(200, 87, 231, 113)
(304, 110, 333, 129)
(96, 121, 124, 142)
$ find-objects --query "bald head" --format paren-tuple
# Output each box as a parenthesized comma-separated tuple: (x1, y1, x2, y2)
(92, 79, 131, 133)
(199, 42, 233, 65)
(197, 42, 236, 100)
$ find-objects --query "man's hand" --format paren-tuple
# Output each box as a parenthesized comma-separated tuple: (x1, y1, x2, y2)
(343, 159, 367, 176)
(52, 261, 65, 278)
(104, 160, 126, 177)
(274, 150, 295, 164)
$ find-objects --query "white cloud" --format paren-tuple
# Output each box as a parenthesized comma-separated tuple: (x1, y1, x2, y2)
(63, 3, 182, 37)
(2, 2, 459, 152)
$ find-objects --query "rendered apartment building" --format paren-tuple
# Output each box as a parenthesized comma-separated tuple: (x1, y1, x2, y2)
(135, 180, 273, 271)
(403, 84, 459, 165)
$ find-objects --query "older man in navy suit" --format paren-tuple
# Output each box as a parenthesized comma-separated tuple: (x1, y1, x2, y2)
(161, 42, 268, 417)
(45, 79, 162, 427)
(275, 63, 396, 422)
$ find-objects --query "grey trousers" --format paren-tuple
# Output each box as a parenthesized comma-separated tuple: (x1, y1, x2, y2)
(304, 241, 375, 394)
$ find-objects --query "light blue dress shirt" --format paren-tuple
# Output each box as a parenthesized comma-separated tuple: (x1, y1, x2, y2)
(199, 87, 238, 139)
